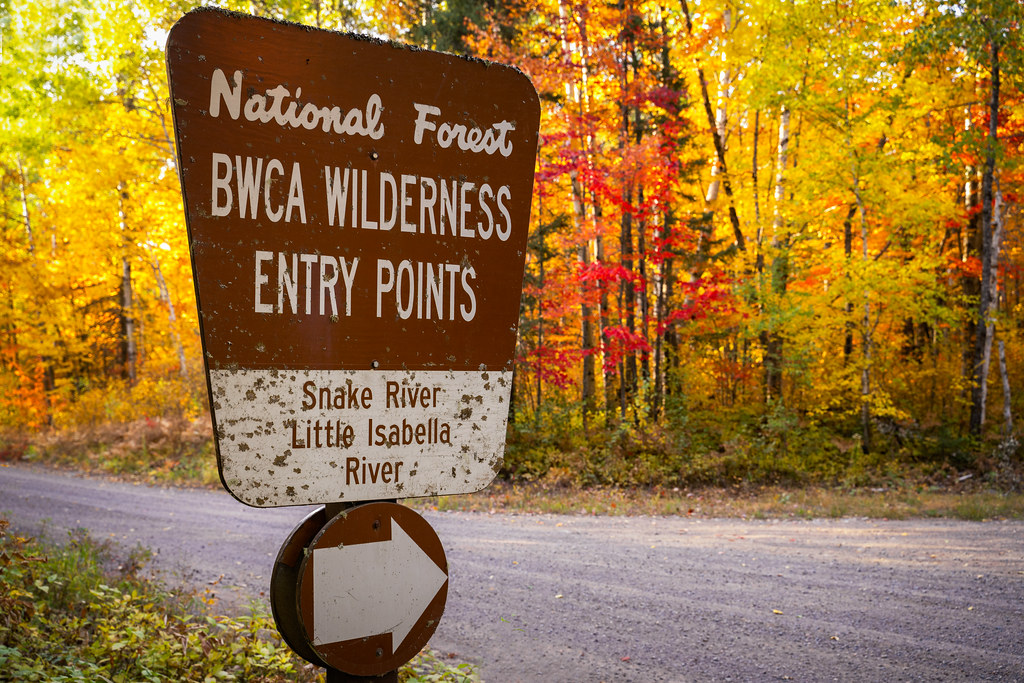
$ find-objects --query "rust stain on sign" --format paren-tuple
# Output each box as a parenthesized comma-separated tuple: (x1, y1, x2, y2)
(167, 8, 538, 507)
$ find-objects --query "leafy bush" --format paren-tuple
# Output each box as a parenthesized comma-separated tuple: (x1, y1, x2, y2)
(504, 391, 1022, 490)
(0, 519, 315, 682)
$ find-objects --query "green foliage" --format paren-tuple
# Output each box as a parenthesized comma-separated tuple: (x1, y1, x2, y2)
(403, 649, 480, 682)
(0, 520, 478, 683)
(0, 519, 313, 682)
(504, 394, 1023, 491)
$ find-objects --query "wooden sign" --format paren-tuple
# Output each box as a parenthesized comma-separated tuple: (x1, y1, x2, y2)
(166, 8, 540, 506)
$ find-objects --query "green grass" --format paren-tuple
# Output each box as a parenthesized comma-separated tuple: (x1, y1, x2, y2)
(0, 519, 477, 683)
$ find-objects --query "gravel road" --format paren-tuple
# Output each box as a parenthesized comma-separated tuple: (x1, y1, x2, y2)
(2, 463, 1022, 682)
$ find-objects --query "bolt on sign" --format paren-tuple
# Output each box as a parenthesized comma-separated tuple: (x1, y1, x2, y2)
(166, 8, 540, 507)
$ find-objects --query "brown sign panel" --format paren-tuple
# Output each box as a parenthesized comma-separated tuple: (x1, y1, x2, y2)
(166, 9, 539, 506)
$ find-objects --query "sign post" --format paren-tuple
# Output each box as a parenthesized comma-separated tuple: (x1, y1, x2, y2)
(167, 6, 539, 678)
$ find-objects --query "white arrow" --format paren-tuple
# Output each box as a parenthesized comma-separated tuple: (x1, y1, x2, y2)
(312, 516, 447, 650)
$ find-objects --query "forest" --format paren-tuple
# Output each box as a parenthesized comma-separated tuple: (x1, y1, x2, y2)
(1, 0, 1022, 489)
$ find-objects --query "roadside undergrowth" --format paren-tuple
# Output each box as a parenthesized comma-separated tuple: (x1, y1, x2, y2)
(414, 480, 1024, 521)
(2, 416, 221, 488)
(3, 418, 1022, 521)
(0, 519, 477, 683)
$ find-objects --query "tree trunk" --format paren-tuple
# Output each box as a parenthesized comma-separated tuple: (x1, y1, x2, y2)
(975, 188, 1006, 431)
(961, 100, 982, 396)
(764, 106, 791, 402)
(752, 110, 762, 232)
(969, 38, 1001, 436)
(620, 200, 637, 411)
(844, 97, 872, 453)
(681, 0, 745, 253)
(559, 0, 598, 429)
(120, 257, 137, 384)
(571, 170, 598, 428)
(998, 340, 1013, 438)
(536, 235, 545, 428)
(16, 157, 34, 254)
(618, 86, 637, 409)
(843, 204, 857, 363)
(152, 258, 188, 378)
(704, 8, 731, 205)
(594, 210, 613, 417)
(637, 186, 651, 388)
(118, 183, 137, 385)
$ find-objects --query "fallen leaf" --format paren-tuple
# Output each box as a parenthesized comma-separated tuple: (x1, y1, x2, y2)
(772, 609, 784, 615)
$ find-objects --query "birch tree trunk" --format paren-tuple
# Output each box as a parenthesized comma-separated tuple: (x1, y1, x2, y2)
(998, 340, 1012, 438)
(152, 258, 188, 378)
(705, 8, 731, 204)
(969, 37, 1001, 435)
(975, 189, 1006, 431)
(118, 183, 137, 385)
(559, 0, 598, 428)
(764, 106, 791, 402)
(681, 0, 746, 253)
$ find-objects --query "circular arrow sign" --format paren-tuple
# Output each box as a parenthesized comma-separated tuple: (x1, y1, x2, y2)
(271, 506, 329, 668)
(297, 502, 448, 675)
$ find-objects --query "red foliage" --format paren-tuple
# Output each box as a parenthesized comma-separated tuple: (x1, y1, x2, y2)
(602, 325, 652, 373)
(518, 344, 582, 390)
(660, 274, 737, 332)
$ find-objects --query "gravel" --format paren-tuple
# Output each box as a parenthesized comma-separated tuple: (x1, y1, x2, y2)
(2, 463, 1022, 682)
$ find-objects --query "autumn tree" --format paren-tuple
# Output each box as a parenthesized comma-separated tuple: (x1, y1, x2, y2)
(1, 0, 1020, 483)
